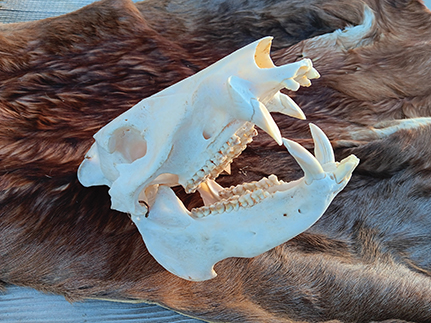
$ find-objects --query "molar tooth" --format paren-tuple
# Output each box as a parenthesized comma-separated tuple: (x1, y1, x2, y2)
(233, 186, 246, 196)
(224, 203, 233, 213)
(191, 208, 203, 218)
(228, 135, 240, 146)
(232, 201, 240, 211)
(283, 138, 325, 185)
(209, 204, 220, 215)
(214, 154, 225, 165)
(205, 160, 216, 170)
(238, 195, 249, 207)
(258, 177, 271, 189)
(192, 173, 200, 181)
(256, 178, 267, 189)
(215, 202, 226, 213)
(218, 191, 229, 199)
(201, 167, 209, 177)
(250, 189, 264, 203)
(263, 190, 271, 198)
(204, 207, 212, 216)
(221, 142, 230, 152)
(244, 194, 255, 206)
(268, 174, 279, 185)
(244, 182, 258, 192)
(199, 206, 211, 217)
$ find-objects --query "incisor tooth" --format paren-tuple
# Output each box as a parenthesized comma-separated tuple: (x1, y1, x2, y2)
(282, 79, 300, 91)
(283, 138, 325, 184)
(334, 155, 360, 184)
(306, 67, 320, 79)
(294, 75, 311, 87)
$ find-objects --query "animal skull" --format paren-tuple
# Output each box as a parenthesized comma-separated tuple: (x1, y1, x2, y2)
(78, 37, 359, 281)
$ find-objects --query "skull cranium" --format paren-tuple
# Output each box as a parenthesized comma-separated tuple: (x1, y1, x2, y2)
(78, 37, 359, 281)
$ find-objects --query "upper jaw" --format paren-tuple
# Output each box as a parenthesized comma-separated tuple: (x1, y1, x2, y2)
(183, 122, 257, 194)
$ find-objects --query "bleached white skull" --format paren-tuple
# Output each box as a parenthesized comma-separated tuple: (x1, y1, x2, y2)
(78, 37, 359, 281)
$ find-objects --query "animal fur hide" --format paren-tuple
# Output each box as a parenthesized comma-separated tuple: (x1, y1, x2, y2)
(1, 0, 431, 322)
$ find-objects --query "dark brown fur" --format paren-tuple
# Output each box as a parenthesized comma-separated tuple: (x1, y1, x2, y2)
(1, 0, 431, 322)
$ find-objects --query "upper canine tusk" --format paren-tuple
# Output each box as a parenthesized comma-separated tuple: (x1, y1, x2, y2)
(250, 98, 283, 145)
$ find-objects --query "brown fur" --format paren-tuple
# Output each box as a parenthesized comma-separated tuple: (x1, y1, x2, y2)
(1, 0, 431, 322)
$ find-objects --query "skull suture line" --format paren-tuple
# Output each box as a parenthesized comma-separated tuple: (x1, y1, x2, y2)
(78, 37, 359, 281)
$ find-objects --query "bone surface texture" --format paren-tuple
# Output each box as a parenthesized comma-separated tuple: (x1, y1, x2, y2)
(78, 37, 358, 281)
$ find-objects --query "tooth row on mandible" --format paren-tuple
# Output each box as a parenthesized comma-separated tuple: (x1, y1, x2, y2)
(185, 124, 257, 193)
(218, 174, 280, 200)
(190, 187, 271, 218)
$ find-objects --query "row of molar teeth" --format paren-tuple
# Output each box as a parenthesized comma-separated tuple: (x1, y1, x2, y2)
(219, 174, 281, 200)
(185, 124, 257, 193)
(190, 188, 271, 218)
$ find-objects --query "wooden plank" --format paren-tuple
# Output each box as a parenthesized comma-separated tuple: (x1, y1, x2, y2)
(1, 286, 203, 323)
(0, 0, 139, 23)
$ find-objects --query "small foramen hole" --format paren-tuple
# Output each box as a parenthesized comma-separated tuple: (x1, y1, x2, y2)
(283, 213, 287, 217)
(298, 209, 302, 214)
(202, 130, 212, 140)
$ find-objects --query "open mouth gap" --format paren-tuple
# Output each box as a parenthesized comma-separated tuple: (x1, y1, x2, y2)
(172, 123, 301, 219)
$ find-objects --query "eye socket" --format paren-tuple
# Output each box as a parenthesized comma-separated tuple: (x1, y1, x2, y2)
(108, 127, 147, 163)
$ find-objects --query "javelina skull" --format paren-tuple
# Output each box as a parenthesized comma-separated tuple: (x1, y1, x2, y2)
(78, 37, 359, 281)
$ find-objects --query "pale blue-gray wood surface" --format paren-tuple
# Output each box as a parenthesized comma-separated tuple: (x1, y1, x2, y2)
(0, 1, 203, 322)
